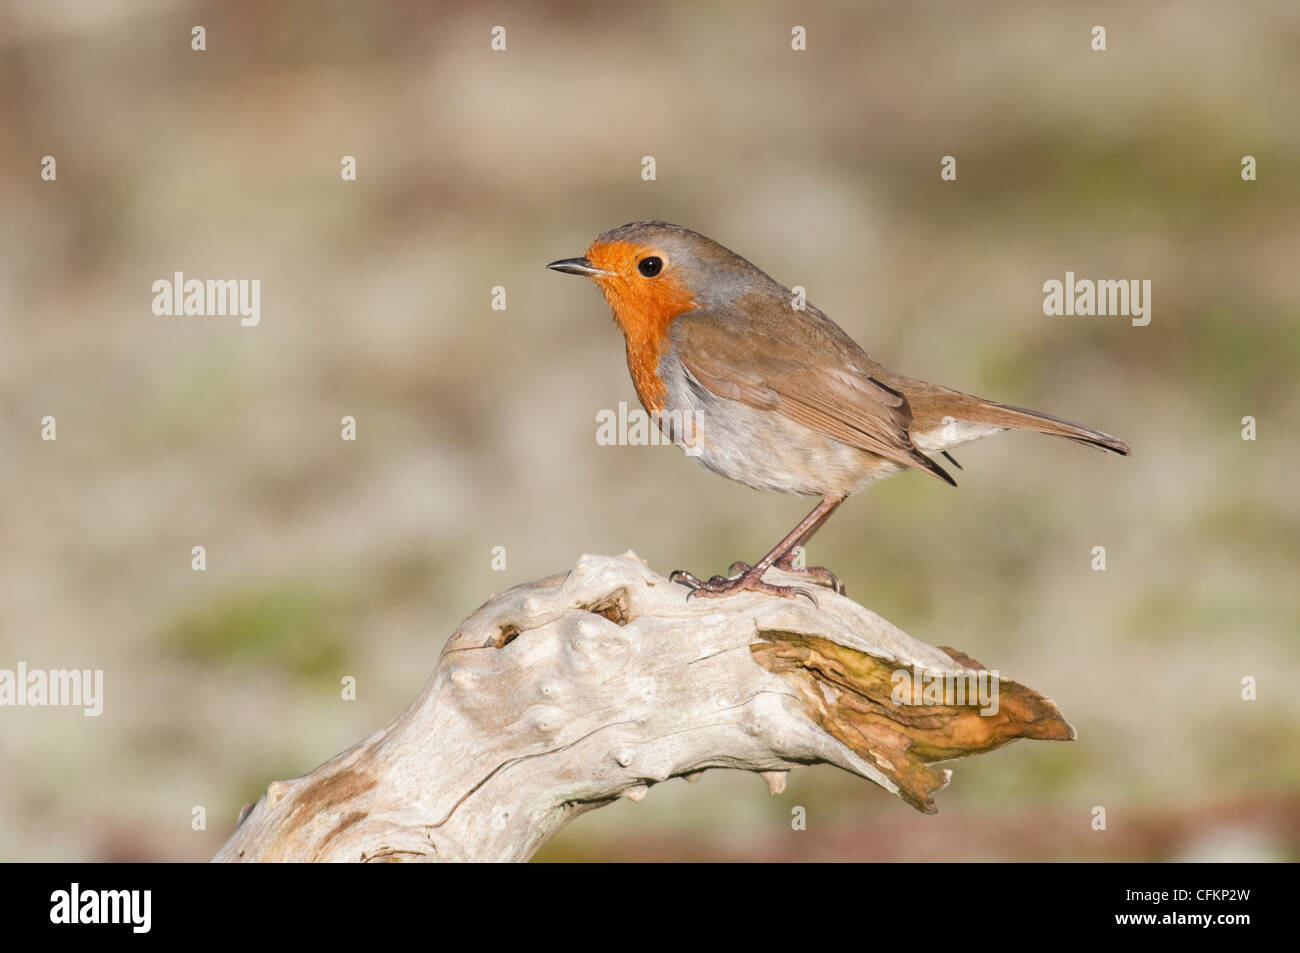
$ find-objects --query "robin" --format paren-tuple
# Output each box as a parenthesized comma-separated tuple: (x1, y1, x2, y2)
(548, 221, 1129, 601)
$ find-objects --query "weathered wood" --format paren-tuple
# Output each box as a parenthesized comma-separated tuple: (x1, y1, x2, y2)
(212, 552, 1072, 862)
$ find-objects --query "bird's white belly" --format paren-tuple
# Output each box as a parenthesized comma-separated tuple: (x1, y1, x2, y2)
(656, 359, 897, 496)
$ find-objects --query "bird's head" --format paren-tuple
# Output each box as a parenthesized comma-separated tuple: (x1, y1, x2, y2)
(547, 221, 783, 334)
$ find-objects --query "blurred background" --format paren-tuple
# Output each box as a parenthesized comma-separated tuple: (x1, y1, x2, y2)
(1, 0, 1297, 862)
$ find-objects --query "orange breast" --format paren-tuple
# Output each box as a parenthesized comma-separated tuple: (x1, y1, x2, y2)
(586, 240, 696, 413)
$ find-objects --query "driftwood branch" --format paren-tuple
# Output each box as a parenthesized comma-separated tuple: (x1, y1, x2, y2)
(212, 552, 1072, 862)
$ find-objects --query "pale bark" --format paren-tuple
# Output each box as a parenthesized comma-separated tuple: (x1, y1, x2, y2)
(212, 552, 1072, 862)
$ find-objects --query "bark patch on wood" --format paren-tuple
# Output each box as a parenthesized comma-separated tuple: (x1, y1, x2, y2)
(751, 632, 1073, 813)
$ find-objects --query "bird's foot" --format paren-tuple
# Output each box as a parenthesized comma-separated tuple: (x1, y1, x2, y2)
(669, 566, 818, 605)
(727, 558, 846, 596)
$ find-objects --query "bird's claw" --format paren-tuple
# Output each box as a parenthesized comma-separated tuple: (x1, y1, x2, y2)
(794, 565, 845, 596)
(728, 559, 841, 594)
(669, 565, 820, 605)
(761, 557, 846, 596)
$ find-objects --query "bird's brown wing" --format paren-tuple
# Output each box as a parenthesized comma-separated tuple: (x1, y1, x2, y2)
(672, 307, 955, 485)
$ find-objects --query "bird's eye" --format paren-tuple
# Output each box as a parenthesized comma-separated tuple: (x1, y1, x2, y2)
(637, 256, 663, 277)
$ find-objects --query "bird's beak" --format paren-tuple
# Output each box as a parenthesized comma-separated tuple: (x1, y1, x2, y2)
(546, 257, 613, 278)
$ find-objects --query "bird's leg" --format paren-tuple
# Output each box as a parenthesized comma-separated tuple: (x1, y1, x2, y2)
(777, 496, 846, 592)
(724, 497, 847, 594)
(671, 496, 846, 602)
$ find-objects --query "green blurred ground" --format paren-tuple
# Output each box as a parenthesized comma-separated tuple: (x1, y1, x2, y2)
(0, 0, 1297, 861)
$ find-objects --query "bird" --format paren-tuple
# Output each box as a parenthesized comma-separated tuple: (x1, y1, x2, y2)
(547, 221, 1130, 601)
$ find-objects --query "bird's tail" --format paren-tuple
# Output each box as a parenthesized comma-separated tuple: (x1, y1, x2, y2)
(956, 395, 1131, 455)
